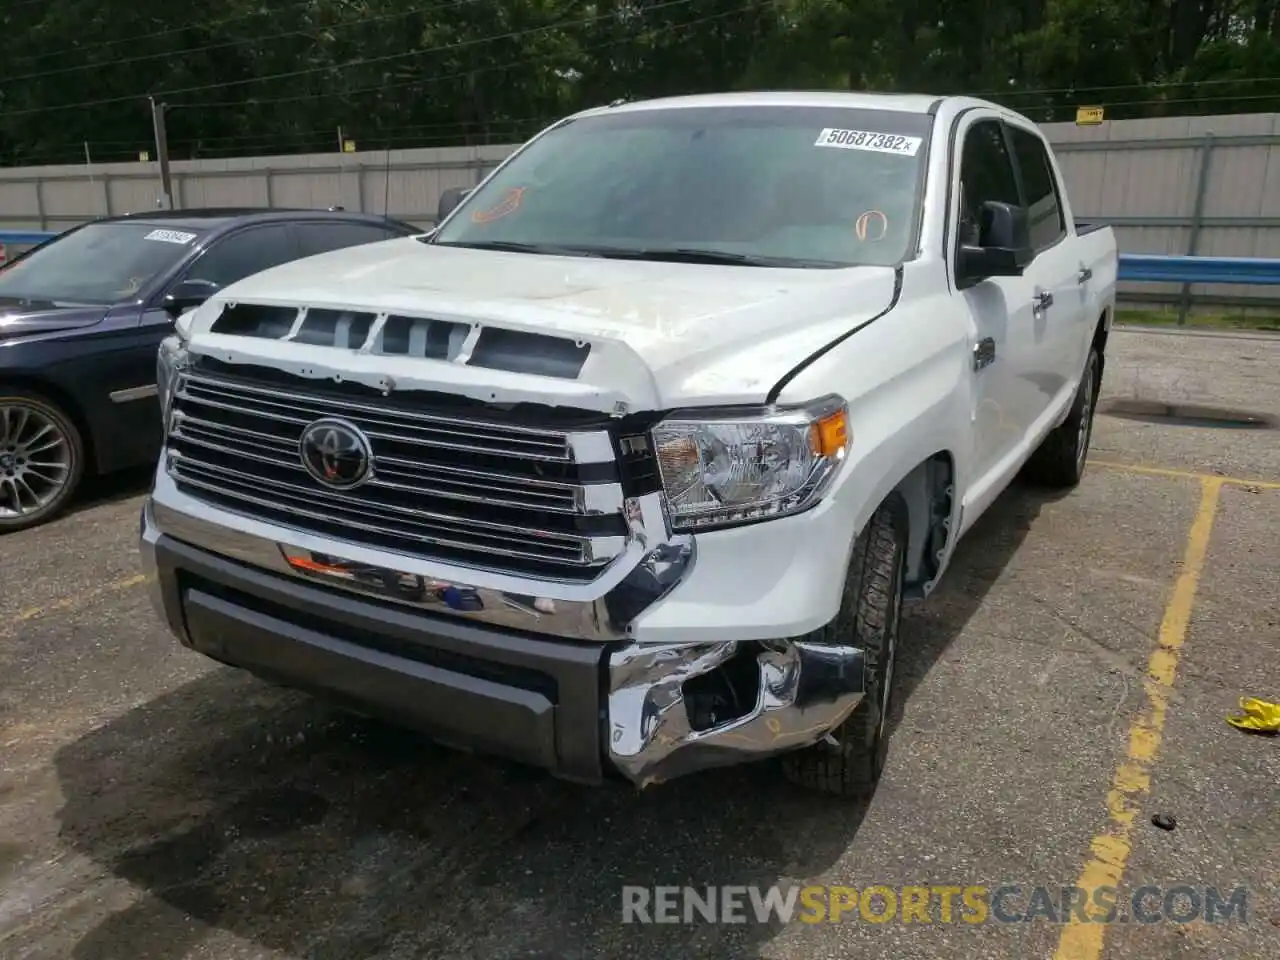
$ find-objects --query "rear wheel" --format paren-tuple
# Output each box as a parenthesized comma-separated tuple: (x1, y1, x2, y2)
(1024, 347, 1100, 488)
(0, 389, 85, 533)
(781, 499, 907, 798)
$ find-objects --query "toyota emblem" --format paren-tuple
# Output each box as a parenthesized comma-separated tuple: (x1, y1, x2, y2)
(299, 418, 373, 490)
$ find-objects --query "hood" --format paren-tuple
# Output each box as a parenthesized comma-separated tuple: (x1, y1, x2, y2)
(0, 300, 107, 344)
(188, 238, 899, 412)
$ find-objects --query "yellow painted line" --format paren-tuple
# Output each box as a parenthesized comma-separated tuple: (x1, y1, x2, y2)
(1090, 459, 1280, 490)
(10, 573, 150, 627)
(1053, 477, 1223, 960)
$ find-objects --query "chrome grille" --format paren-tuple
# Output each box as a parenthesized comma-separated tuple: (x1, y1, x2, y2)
(165, 369, 629, 581)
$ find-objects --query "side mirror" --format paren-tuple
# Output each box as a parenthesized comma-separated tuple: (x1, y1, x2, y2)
(437, 186, 472, 223)
(163, 278, 219, 318)
(957, 200, 1033, 285)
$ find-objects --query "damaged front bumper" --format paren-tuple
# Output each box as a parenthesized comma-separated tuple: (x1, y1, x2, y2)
(142, 480, 866, 787)
(607, 639, 866, 787)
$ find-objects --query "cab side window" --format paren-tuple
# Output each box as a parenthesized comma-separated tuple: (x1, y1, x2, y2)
(184, 223, 298, 289)
(1007, 125, 1067, 251)
(956, 120, 1020, 249)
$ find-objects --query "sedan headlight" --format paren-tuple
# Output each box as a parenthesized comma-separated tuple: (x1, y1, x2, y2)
(652, 396, 850, 530)
(156, 333, 188, 429)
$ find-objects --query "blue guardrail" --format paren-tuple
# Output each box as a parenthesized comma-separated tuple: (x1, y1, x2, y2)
(0, 230, 58, 245)
(1, 230, 1279, 286)
(1117, 254, 1280, 286)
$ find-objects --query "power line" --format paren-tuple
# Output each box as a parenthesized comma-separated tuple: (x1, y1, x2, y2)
(1, 118, 545, 167)
(169, 121, 551, 153)
(166, 91, 1280, 148)
(1061, 91, 1280, 110)
(191, 3, 762, 110)
(174, 116, 552, 148)
(0, 4, 762, 166)
(2, 0, 331, 65)
(8, 84, 1277, 170)
(0, 0, 481, 85)
(978, 74, 1280, 100)
(181, 127, 544, 157)
(3, 0, 67, 12)
(9, 5, 1277, 116)
(0, 0, 708, 118)
(69, 114, 553, 151)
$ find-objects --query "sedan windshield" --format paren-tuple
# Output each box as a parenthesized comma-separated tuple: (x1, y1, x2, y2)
(0, 221, 206, 305)
(432, 105, 933, 268)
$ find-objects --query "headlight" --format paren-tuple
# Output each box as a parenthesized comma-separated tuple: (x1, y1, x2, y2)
(652, 396, 850, 530)
(156, 334, 188, 429)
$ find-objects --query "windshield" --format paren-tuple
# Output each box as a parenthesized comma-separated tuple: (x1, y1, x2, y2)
(432, 105, 933, 268)
(0, 221, 206, 305)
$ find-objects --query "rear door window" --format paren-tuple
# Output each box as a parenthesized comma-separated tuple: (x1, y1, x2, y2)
(295, 221, 405, 258)
(184, 223, 299, 289)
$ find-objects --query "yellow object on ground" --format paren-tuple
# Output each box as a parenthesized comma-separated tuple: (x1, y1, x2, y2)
(1226, 697, 1280, 734)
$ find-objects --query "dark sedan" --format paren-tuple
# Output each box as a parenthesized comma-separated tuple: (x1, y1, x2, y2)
(0, 207, 422, 532)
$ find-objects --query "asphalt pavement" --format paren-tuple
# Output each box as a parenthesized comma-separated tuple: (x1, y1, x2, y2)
(1, 327, 1277, 960)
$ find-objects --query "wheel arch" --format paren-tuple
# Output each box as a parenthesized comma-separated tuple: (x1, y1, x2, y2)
(1093, 307, 1110, 378)
(0, 374, 97, 476)
(886, 450, 956, 597)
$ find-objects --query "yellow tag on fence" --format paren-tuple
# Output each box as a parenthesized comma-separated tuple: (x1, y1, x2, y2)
(1076, 106, 1105, 126)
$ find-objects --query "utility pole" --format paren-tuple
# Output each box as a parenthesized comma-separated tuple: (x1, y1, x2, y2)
(149, 96, 174, 209)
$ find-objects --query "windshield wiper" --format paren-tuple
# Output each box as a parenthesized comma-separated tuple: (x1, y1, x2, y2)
(427, 239, 844, 268)
(585, 247, 844, 268)
(425, 239, 604, 258)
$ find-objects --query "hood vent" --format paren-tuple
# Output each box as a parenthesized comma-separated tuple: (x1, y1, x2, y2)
(208, 301, 590, 379)
(377, 313, 467, 359)
(211, 303, 296, 339)
(469, 327, 591, 379)
(297, 308, 377, 348)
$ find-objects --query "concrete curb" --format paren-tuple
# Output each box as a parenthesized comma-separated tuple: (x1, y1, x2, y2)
(1112, 324, 1280, 342)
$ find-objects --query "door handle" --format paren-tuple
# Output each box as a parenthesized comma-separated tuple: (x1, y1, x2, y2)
(1077, 266, 1093, 284)
(973, 337, 996, 371)
(1034, 290, 1054, 311)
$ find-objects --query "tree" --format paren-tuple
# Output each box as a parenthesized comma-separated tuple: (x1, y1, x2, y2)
(1, 0, 1277, 167)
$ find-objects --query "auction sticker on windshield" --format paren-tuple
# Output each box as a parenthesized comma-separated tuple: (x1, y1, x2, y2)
(143, 229, 198, 245)
(814, 129, 922, 156)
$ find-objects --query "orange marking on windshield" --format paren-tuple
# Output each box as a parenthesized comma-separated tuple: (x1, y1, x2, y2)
(855, 210, 889, 241)
(471, 187, 527, 224)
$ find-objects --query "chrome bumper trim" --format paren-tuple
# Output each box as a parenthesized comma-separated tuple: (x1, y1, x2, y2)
(146, 466, 692, 642)
(606, 639, 866, 787)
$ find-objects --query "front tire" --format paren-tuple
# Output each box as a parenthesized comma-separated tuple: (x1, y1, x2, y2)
(1024, 347, 1100, 488)
(781, 499, 907, 798)
(0, 389, 85, 533)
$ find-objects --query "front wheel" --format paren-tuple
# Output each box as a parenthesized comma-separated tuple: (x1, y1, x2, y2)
(1023, 347, 1100, 488)
(781, 499, 907, 798)
(0, 389, 85, 533)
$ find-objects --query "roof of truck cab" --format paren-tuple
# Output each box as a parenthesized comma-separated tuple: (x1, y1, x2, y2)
(575, 91, 950, 118)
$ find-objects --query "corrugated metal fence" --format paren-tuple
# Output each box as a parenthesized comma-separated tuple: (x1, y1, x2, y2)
(2, 112, 1279, 308)
(1044, 112, 1280, 309)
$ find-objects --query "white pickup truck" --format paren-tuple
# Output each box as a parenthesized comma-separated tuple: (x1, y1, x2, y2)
(141, 92, 1117, 797)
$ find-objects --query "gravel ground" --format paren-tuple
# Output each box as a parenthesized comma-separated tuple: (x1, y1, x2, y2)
(1, 327, 1277, 960)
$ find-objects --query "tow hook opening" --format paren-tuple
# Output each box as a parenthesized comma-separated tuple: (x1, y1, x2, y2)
(684, 642, 761, 732)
